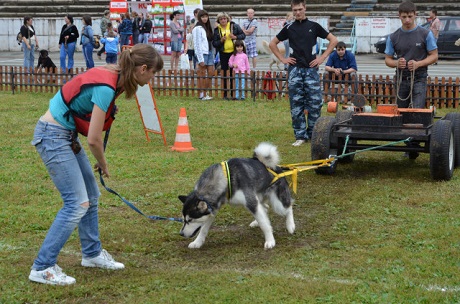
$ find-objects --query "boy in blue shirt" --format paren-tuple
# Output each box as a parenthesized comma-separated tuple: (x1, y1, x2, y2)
(384, 0, 437, 109)
(323, 41, 358, 98)
(100, 31, 119, 64)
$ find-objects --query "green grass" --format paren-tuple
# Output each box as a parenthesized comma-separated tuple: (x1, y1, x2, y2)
(1, 91, 459, 303)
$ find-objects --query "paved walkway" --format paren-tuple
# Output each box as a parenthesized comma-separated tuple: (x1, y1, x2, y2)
(2, 51, 459, 78)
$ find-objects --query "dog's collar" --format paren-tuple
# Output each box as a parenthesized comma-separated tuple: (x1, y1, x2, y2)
(220, 161, 231, 199)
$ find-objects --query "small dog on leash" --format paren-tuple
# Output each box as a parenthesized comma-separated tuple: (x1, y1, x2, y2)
(179, 142, 295, 249)
(262, 40, 286, 71)
(36, 50, 57, 83)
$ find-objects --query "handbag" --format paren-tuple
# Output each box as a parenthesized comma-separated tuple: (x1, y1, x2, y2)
(180, 53, 190, 70)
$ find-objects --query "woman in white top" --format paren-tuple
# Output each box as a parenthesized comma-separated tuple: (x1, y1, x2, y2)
(192, 10, 214, 100)
(20, 16, 39, 76)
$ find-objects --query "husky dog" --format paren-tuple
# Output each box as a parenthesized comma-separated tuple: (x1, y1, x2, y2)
(179, 143, 295, 249)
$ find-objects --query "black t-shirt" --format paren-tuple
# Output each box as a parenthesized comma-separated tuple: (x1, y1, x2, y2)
(276, 18, 329, 68)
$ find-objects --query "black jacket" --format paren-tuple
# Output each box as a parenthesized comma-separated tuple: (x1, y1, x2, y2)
(140, 19, 153, 34)
(59, 24, 79, 45)
(212, 22, 245, 53)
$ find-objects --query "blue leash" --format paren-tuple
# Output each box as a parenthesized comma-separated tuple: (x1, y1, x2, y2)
(98, 128, 183, 223)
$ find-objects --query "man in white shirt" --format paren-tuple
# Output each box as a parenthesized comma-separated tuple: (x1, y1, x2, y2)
(242, 8, 258, 68)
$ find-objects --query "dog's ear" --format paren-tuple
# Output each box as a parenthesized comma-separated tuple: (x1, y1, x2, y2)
(197, 201, 208, 213)
(178, 195, 187, 204)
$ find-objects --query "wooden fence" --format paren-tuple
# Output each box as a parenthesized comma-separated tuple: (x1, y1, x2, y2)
(1, 66, 459, 108)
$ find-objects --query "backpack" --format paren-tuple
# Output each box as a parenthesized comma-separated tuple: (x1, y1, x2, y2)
(93, 35, 101, 49)
(16, 32, 23, 45)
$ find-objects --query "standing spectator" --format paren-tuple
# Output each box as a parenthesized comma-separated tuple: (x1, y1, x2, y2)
(228, 40, 250, 100)
(242, 8, 258, 69)
(100, 31, 119, 64)
(81, 15, 95, 69)
(193, 9, 214, 100)
(119, 13, 133, 46)
(384, 0, 437, 109)
(59, 15, 79, 74)
(212, 12, 245, 100)
(185, 25, 195, 71)
(429, 9, 441, 41)
(20, 16, 39, 77)
(269, 0, 338, 146)
(169, 11, 184, 71)
(97, 10, 111, 60)
(131, 11, 141, 45)
(429, 8, 441, 65)
(323, 41, 358, 98)
(28, 44, 164, 286)
(139, 14, 152, 44)
(283, 12, 294, 70)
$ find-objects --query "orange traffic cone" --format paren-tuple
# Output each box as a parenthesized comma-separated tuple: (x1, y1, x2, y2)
(171, 108, 195, 152)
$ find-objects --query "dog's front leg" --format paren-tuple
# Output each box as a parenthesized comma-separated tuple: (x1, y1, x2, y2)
(189, 217, 214, 249)
(253, 208, 275, 249)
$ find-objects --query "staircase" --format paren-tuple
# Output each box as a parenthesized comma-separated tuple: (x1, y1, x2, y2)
(333, 0, 377, 36)
(0, 0, 109, 18)
(203, 0, 353, 33)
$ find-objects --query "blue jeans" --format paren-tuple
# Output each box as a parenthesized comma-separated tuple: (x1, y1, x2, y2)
(22, 41, 35, 73)
(60, 41, 76, 73)
(31, 119, 102, 270)
(82, 43, 94, 69)
(106, 53, 117, 64)
(120, 34, 131, 46)
(396, 72, 428, 108)
(234, 73, 246, 99)
(139, 33, 150, 44)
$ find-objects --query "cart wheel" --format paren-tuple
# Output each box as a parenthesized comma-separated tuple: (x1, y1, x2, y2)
(335, 111, 356, 163)
(311, 116, 337, 174)
(444, 112, 460, 167)
(430, 119, 454, 181)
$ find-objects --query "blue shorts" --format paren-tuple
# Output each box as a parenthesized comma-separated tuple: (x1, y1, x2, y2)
(202, 53, 214, 66)
(170, 41, 182, 52)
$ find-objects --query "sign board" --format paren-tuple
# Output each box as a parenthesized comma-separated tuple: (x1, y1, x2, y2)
(135, 83, 167, 144)
(110, 0, 128, 13)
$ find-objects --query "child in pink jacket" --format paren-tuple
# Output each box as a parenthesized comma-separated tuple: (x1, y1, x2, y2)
(228, 40, 250, 100)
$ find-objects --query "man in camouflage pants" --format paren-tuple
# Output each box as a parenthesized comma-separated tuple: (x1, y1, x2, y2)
(269, 0, 337, 146)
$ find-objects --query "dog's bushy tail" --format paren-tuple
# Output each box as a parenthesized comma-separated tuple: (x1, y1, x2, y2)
(253, 142, 280, 169)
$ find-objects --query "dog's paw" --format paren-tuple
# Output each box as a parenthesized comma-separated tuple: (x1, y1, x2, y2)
(188, 240, 204, 249)
(264, 239, 276, 249)
(249, 220, 259, 228)
(286, 220, 295, 234)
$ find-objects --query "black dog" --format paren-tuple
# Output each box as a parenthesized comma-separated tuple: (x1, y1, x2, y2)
(36, 50, 56, 83)
(37, 50, 56, 71)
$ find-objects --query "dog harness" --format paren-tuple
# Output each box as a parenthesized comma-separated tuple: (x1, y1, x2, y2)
(221, 161, 232, 199)
(61, 67, 122, 137)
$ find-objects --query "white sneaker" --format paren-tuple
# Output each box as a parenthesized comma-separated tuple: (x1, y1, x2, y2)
(202, 94, 213, 100)
(81, 249, 125, 270)
(292, 139, 306, 147)
(29, 265, 76, 285)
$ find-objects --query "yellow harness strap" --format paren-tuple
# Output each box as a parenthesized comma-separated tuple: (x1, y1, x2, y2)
(221, 161, 231, 199)
(266, 167, 299, 194)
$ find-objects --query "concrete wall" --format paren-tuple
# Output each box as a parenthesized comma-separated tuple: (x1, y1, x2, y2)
(1, 18, 101, 52)
(1, 16, 425, 54)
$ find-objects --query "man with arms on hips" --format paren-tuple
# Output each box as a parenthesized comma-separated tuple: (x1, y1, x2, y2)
(242, 8, 258, 69)
(269, 0, 338, 147)
(384, 1, 437, 109)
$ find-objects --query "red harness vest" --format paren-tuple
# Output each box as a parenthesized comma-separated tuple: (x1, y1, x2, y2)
(61, 67, 122, 136)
